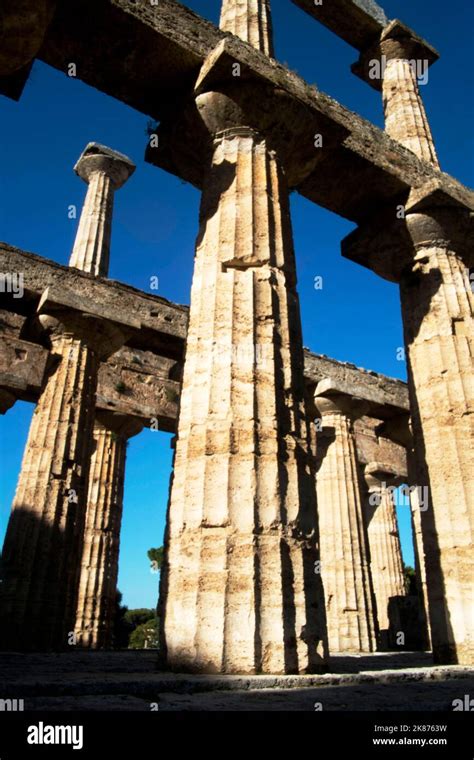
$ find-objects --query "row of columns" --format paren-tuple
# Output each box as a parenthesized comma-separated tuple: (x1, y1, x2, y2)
(0, 144, 140, 650)
(0, 0, 471, 668)
(349, 18, 473, 665)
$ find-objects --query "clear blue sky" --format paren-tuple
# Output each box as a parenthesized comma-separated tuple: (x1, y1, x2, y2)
(0, 0, 472, 609)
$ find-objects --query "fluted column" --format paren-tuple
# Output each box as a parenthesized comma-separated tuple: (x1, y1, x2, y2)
(363, 464, 406, 644)
(400, 209, 473, 664)
(353, 20, 440, 167)
(159, 92, 327, 672)
(313, 393, 377, 653)
(75, 412, 143, 649)
(69, 142, 135, 276)
(381, 51, 439, 166)
(0, 315, 128, 650)
(0, 144, 135, 651)
(220, 0, 274, 56)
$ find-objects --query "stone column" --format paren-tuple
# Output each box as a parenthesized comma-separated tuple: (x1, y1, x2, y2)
(69, 142, 135, 276)
(0, 314, 129, 650)
(313, 393, 377, 653)
(345, 15, 473, 664)
(75, 412, 143, 649)
(353, 20, 440, 166)
(344, 194, 473, 664)
(159, 0, 326, 676)
(401, 207, 473, 664)
(220, 0, 274, 57)
(0, 145, 135, 651)
(363, 463, 406, 646)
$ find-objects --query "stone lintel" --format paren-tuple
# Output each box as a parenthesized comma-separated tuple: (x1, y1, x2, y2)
(0, 336, 48, 401)
(304, 351, 409, 415)
(354, 417, 408, 478)
(0, 244, 188, 359)
(4, 0, 457, 222)
(291, 0, 388, 52)
(0, 333, 180, 430)
(37, 285, 142, 332)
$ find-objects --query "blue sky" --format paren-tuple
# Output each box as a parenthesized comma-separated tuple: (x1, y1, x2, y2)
(0, 0, 472, 609)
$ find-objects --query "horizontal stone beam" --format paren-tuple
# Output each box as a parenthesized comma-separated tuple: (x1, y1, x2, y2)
(1, 0, 467, 223)
(354, 416, 408, 479)
(304, 351, 409, 417)
(1, 249, 410, 432)
(0, 242, 188, 359)
(291, 0, 388, 51)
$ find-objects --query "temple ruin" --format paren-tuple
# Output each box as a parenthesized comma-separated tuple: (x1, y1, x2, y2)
(0, 0, 472, 674)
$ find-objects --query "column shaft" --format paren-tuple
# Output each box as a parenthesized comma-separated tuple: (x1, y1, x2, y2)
(0, 332, 99, 649)
(382, 57, 439, 166)
(220, 0, 274, 56)
(400, 235, 474, 664)
(69, 171, 113, 277)
(160, 129, 326, 674)
(74, 422, 126, 648)
(365, 486, 406, 636)
(315, 398, 377, 653)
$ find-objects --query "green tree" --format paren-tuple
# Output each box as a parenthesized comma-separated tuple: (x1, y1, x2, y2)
(129, 618, 159, 649)
(148, 546, 164, 573)
(124, 608, 155, 628)
(404, 565, 417, 596)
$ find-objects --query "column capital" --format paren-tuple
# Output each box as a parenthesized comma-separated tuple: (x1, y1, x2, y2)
(351, 19, 439, 92)
(342, 184, 474, 283)
(313, 391, 368, 421)
(74, 143, 135, 190)
(364, 460, 402, 492)
(95, 410, 143, 440)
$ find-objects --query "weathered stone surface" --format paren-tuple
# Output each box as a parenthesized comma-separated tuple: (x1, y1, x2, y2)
(75, 412, 143, 649)
(0, 0, 456, 222)
(161, 7, 327, 671)
(0, 243, 188, 359)
(69, 143, 135, 277)
(161, 121, 327, 674)
(363, 462, 406, 647)
(291, 0, 388, 51)
(312, 393, 377, 653)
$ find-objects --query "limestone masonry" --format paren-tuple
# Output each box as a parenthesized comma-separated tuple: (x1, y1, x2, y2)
(0, 0, 472, 672)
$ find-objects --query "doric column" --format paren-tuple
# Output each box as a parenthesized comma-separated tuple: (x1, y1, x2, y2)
(353, 20, 440, 166)
(363, 463, 406, 646)
(313, 393, 377, 653)
(344, 193, 473, 664)
(69, 143, 135, 276)
(0, 145, 135, 651)
(0, 313, 129, 650)
(159, 4, 327, 672)
(219, 0, 274, 57)
(401, 208, 473, 664)
(75, 412, 143, 649)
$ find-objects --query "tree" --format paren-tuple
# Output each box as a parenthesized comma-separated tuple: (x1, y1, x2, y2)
(148, 546, 164, 573)
(124, 608, 155, 628)
(404, 565, 417, 596)
(129, 618, 159, 649)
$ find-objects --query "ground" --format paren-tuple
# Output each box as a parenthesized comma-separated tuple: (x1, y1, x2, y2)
(0, 651, 472, 712)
